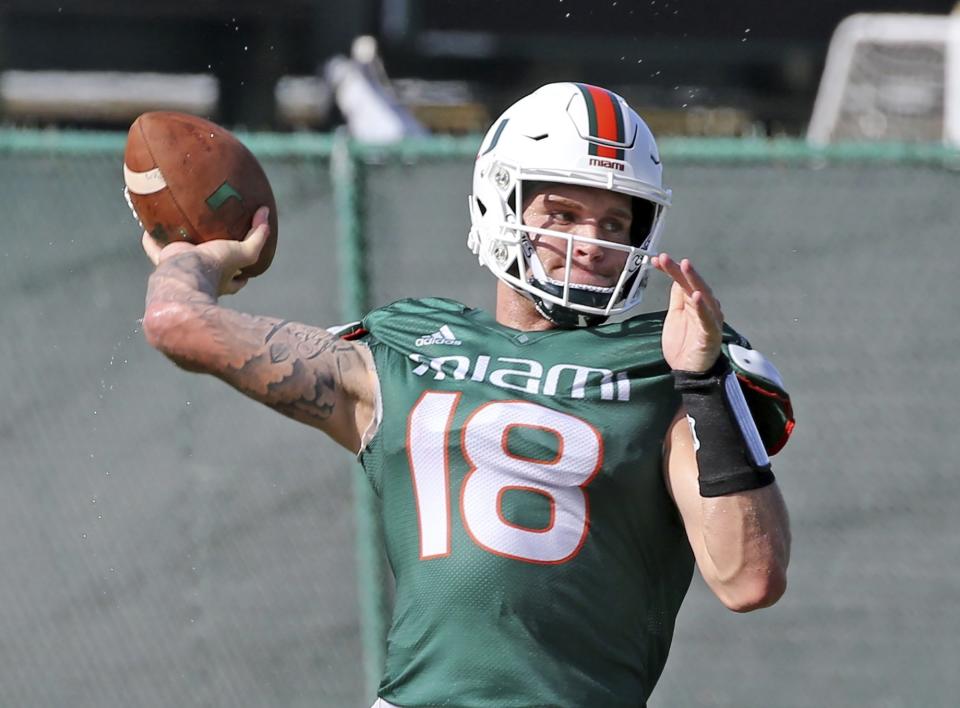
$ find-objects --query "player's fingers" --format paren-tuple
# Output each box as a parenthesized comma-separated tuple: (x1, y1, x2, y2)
(240, 225, 269, 264)
(242, 206, 270, 242)
(237, 207, 270, 262)
(142, 231, 162, 265)
(679, 259, 716, 299)
(690, 290, 721, 329)
(253, 206, 270, 230)
(667, 280, 686, 312)
(656, 253, 696, 297)
(679, 259, 723, 319)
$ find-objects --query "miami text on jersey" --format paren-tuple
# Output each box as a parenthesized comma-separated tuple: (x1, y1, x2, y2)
(408, 353, 632, 401)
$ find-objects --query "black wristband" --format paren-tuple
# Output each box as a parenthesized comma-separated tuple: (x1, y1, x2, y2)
(673, 356, 775, 497)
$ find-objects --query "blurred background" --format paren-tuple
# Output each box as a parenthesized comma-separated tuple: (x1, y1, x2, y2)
(0, 0, 956, 137)
(1, 1, 959, 707)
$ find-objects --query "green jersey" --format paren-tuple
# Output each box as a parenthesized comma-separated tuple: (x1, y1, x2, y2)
(357, 298, 694, 707)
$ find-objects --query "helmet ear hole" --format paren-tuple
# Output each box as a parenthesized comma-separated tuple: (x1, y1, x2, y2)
(476, 198, 488, 216)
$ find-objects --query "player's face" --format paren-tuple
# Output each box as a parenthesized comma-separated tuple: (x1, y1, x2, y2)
(521, 184, 633, 288)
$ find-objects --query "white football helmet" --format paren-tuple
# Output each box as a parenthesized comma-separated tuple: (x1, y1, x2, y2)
(468, 82, 671, 327)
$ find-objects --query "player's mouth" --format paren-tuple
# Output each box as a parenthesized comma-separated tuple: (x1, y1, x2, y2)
(551, 265, 617, 288)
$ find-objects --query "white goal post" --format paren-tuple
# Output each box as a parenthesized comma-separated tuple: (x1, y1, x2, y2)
(807, 13, 960, 146)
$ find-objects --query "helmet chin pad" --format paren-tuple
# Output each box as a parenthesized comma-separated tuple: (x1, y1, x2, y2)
(529, 276, 611, 328)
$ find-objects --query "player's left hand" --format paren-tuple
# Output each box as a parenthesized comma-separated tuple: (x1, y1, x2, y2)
(650, 253, 723, 373)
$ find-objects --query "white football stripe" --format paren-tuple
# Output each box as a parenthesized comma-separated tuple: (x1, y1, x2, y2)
(123, 163, 167, 195)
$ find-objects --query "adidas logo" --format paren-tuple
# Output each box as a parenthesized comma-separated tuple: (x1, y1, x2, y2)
(415, 325, 462, 347)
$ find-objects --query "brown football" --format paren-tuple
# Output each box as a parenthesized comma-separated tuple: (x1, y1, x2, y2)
(123, 111, 278, 277)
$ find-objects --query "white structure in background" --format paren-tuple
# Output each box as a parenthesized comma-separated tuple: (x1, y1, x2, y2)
(0, 71, 218, 122)
(807, 13, 960, 145)
(325, 35, 428, 143)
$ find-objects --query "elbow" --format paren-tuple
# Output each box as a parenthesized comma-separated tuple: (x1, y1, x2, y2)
(718, 567, 788, 613)
(142, 301, 208, 373)
(142, 301, 188, 352)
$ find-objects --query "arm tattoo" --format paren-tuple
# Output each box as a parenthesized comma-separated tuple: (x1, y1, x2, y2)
(146, 252, 221, 306)
(146, 254, 371, 432)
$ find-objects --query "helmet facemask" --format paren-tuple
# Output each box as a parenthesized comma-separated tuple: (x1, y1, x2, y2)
(471, 170, 666, 327)
(467, 83, 671, 327)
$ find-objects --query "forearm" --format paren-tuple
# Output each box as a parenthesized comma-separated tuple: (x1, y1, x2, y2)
(665, 411, 791, 611)
(696, 482, 790, 610)
(142, 252, 375, 449)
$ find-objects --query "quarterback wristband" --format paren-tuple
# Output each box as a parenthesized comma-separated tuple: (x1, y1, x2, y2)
(672, 356, 775, 497)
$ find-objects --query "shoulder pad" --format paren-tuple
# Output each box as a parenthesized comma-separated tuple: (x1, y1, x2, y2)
(723, 342, 795, 456)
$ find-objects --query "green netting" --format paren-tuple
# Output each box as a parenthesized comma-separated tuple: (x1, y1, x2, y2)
(1, 130, 957, 708)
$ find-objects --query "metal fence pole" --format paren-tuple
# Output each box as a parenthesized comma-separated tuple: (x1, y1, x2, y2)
(331, 129, 388, 699)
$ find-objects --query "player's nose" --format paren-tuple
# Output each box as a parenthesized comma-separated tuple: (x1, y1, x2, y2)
(572, 231, 606, 260)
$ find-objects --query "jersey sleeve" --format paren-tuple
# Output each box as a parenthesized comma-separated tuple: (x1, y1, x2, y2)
(721, 327, 795, 456)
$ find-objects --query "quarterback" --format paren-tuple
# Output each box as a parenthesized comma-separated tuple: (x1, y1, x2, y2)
(141, 83, 793, 707)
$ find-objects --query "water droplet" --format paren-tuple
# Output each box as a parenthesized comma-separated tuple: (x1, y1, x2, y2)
(637, 58, 643, 63)
(243, 45, 248, 51)
(91, 498, 97, 504)
(81, 533, 87, 540)
(565, 12, 570, 17)
(793, 317, 800, 323)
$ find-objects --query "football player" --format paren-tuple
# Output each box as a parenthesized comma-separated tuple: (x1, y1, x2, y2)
(142, 83, 793, 707)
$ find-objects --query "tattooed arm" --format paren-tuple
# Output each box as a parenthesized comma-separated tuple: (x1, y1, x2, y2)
(141, 208, 377, 452)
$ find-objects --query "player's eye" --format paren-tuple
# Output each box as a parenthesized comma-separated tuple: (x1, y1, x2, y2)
(549, 210, 575, 224)
(601, 219, 628, 235)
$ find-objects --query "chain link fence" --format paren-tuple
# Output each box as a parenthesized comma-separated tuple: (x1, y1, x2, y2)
(1, 132, 957, 707)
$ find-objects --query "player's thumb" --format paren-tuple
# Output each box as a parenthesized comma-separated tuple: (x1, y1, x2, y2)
(241, 206, 271, 261)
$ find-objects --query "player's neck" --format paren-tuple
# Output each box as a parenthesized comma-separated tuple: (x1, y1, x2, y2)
(494, 281, 558, 332)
